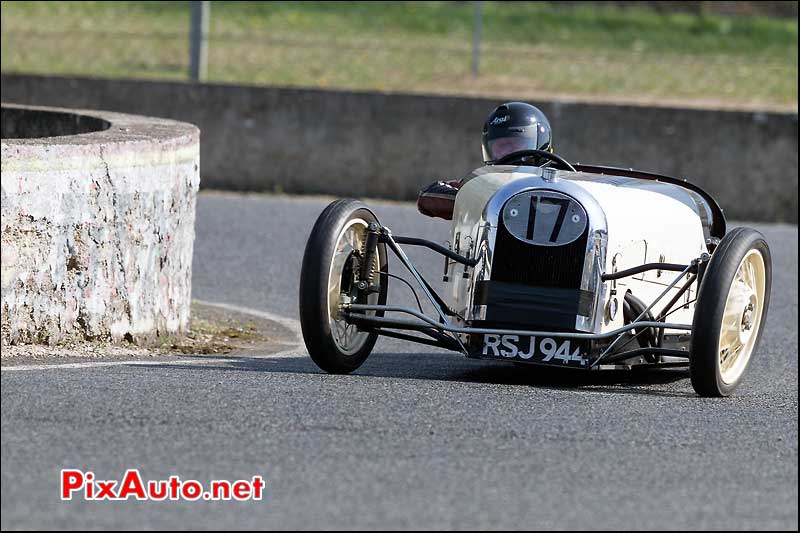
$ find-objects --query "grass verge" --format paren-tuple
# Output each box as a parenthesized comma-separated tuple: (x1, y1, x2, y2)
(1, 1, 797, 108)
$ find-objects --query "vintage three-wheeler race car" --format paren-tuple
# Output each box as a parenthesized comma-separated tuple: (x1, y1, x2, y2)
(298, 107, 771, 397)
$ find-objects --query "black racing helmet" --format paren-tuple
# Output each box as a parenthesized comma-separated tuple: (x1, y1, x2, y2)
(482, 102, 553, 165)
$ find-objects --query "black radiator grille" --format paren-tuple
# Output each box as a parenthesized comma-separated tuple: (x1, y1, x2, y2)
(491, 220, 588, 289)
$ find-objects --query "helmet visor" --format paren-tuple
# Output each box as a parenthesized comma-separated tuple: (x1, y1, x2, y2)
(484, 136, 538, 163)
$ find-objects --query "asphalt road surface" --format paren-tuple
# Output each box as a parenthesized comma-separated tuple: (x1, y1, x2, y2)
(2, 192, 797, 530)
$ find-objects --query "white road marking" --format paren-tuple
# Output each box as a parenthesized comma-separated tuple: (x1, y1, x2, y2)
(1, 300, 307, 372)
(1, 357, 232, 372)
(193, 299, 302, 339)
(193, 299, 305, 359)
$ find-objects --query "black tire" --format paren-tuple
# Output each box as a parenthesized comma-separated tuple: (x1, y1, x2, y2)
(690, 228, 771, 397)
(299, 199, 388, 373)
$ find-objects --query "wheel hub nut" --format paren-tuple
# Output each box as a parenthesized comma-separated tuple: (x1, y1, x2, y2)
(738, 299, 756, 344)
(741, 303, 754, 329)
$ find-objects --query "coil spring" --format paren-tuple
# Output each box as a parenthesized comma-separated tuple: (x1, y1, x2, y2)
(360, 238, 377, 285)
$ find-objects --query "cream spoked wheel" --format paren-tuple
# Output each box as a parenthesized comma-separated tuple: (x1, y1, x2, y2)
(690, 228, 771, 397)
(326, 218, 382, 356)
(299, 199, 388, 374)
(717, 250, 766, 385)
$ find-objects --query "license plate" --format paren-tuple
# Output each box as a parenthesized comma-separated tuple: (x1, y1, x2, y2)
(476, 334, 589, 367)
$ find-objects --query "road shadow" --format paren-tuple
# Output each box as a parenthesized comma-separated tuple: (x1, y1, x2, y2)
(137, 351, 695, 398)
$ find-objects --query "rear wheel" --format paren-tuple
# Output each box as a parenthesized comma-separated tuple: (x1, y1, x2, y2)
(299, 199, 388, 373)
(690, 228, 771, 397)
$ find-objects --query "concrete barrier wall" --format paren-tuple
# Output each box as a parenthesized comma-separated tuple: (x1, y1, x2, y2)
(1, 103, 200, 345)
(1, 74, 796, 222)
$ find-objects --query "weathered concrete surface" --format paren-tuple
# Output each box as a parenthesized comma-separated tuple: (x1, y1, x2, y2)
(1, 104, 200, 345)
(0, 74, 796, 223)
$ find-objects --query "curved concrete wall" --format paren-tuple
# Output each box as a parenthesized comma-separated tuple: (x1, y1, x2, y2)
(1, 104, 200, 345)
(1, 106, 111, 139)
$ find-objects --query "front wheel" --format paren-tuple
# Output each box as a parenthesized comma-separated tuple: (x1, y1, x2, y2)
(690, 228, 771, 397)
(299, 199, 388, 373)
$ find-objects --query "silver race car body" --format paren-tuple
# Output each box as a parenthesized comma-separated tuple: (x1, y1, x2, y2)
(443, 165, 716, 367)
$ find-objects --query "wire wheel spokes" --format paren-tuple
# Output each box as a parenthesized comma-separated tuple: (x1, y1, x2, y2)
(332, 318, 359, 351)
(326, 218, 381, 355)
(717, 249, 766, 384)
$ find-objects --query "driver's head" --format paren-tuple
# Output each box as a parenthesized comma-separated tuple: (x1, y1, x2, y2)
(482, 102, 553, 165)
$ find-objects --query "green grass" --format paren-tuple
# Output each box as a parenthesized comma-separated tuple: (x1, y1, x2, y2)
(1, 1, 797, 108)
